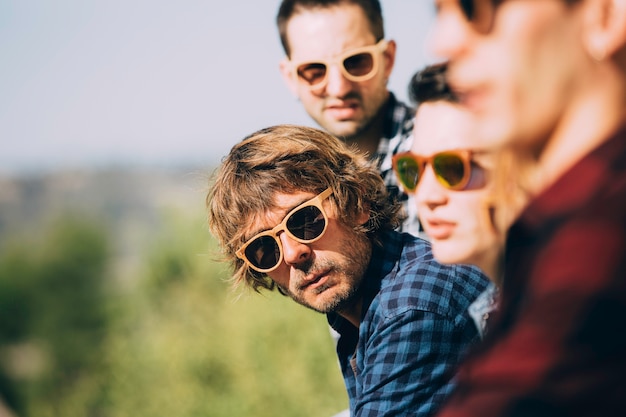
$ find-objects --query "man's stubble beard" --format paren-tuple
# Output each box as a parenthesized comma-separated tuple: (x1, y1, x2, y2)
(319, 88, 389, 143)
(280, 230, 372, 315)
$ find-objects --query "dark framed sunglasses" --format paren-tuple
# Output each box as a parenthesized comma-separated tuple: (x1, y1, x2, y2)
(289, 40, 388, 91)
(392, 150, 476, 192)
(236, 188, 333, 273)
(455, 0, 502, 33)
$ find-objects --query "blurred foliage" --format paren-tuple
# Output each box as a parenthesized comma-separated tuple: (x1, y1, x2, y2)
(0, 215, 111, 416)
(0, 209, 347, 417)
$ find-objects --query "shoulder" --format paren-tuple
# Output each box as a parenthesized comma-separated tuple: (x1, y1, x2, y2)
(387, 92, 415, 121)
(378, 234, 490, 322)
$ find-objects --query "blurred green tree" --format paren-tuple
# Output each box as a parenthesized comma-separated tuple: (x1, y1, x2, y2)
(101, 209, 348, 417)
(0, 215, 111, 416)
(0, 209, 348, 417)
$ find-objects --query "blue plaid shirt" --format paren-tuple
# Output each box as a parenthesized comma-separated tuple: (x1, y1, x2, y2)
(328, 231, 489, 416)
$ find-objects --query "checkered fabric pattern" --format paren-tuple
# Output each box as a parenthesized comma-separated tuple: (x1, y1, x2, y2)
(436, 124, 626, 417)
(328, 231, 489, 416)
(373, 93, 423, 237)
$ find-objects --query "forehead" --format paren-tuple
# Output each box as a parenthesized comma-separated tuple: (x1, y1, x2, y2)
(286, 4, 376, 61)
(412, 101, 475, 154)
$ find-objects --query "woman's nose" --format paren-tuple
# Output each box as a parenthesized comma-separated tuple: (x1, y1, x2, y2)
(416, 165, 449, 209)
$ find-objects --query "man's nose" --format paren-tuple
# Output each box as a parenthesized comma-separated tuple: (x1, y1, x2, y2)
(427, 8, 474, 61)
(279, 232, 312, 267)
(324, 64, 353, 97)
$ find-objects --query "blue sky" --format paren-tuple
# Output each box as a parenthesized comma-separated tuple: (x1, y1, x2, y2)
(0, 1, 435, 174)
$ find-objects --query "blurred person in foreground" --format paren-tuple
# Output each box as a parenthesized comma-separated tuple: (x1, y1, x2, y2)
(424, 1, 626, 416)
(207, 124, 490, 416)
(276, 0, 422, 236)
(394, 63, 526, 338)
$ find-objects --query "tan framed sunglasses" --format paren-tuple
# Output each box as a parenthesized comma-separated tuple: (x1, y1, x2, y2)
(289, 39, 388, 91)
(236, 188, 333, 273)
(392, 150, 475, 192)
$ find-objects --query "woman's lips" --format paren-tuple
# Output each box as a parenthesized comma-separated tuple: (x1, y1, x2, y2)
(424, 219, 456, 240)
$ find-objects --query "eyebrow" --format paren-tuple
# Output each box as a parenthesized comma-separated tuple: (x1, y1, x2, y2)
(245, 195, 313, 240)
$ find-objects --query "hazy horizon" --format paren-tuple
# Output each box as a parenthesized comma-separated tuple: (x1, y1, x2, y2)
(0, 1, 436, 175)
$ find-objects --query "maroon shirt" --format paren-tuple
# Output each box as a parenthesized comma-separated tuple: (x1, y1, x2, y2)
(438, 123, 626, 417)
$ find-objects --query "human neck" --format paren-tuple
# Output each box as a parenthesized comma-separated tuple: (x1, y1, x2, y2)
(474, 249, 504, 287)
(532, 63, 626, 194)
(337, 298, 363, 329)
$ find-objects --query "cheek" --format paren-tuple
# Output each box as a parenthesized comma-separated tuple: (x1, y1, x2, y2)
(299, 91, 318, 105)
(499, 21, 572, 138)
(297, 85, 324, 103)
(357, 77, 387, 102)
(465, 197, 501, 252)
(490, 61, 520, 119)
(455, 194, 490, 234)
(266, 265, 291, 289)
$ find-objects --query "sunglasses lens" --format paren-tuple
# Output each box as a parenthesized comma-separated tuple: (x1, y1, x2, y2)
(244, 235, 280, 271)
(297, 63, 327, 87)
(458, 0, 498, 33)
(286, 205, 326, 241)
(394, 156, 420, 192)
(433, 153, 467, 188)
(343, 52, 375, 78)
(460, 0, 475, 20)
(243, 205, 326, 271)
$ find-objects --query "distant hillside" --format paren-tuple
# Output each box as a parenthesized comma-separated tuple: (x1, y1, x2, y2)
(0, 165, 215, 261)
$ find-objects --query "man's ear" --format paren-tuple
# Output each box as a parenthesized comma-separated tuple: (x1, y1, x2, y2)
(279, 59, 300, 97)
(583, 0, 626, 60)
(382, 39, 397, 81)
(357, 206, 370, 226)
